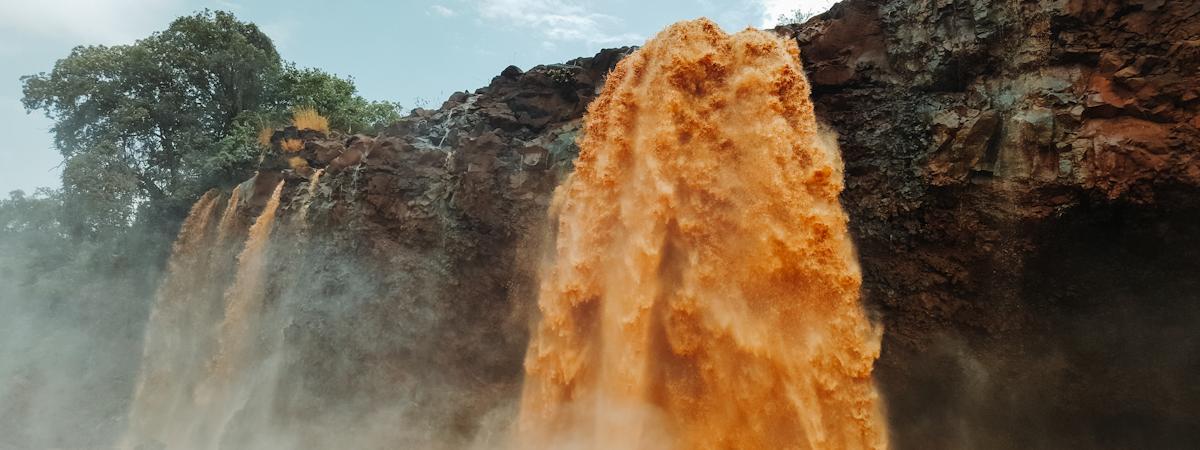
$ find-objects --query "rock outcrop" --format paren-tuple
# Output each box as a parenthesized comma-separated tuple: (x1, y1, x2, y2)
(241, 1, 1199, 448)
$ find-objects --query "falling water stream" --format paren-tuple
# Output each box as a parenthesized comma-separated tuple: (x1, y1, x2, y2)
(123, 191, 222, 449)
(517, 19, 888, 450)
(123, 181, 287, 449)
(296, 169, 324, 228)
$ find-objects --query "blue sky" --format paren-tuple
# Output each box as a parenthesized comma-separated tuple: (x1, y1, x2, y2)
(0, 0, 836, 194)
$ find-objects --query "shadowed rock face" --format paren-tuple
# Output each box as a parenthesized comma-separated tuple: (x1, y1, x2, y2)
(239, 0, 1198, 447)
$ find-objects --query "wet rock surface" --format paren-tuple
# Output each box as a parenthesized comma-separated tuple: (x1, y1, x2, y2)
(783, 0, 1200, 447)
(246, 1, 1199, 447)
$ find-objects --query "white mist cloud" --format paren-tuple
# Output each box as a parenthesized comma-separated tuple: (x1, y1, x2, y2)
(475, 0, 642, 45)
(0, 0, 180, 45)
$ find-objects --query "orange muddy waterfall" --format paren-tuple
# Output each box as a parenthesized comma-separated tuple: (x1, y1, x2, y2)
(518, 19, 888, 450)
(122, 181, 287, 449)
(124, 190, 222, 448)
(213, 180, 284, 380)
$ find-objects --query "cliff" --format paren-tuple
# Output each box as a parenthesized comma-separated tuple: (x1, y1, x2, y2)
(239, 0, 1200, 447)
(786, 1, 1200, 447)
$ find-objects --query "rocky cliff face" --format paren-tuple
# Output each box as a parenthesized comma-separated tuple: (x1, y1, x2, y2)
(244, 1, 1199, 447)
(783, 1, 1200, 448)
(230, 49, 633, 447)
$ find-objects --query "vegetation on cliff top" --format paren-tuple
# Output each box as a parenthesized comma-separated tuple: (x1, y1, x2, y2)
(19, 10, 401, 238)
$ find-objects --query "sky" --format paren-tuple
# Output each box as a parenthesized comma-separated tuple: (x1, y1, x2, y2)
(0, 0, 837, 195)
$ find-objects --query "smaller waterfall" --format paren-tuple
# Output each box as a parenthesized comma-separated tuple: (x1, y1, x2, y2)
(296, 169, 324, 227)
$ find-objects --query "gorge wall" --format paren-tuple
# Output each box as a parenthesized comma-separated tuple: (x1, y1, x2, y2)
(117, 0, 1200, 448)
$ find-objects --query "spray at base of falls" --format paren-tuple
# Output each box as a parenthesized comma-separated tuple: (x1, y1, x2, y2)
(517, 19, 888, 450)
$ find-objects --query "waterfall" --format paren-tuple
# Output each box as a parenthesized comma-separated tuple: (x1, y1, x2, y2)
(517, 19, 888, 450)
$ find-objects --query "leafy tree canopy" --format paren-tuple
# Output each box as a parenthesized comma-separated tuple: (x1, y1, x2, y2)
(22, 10, 402, 235)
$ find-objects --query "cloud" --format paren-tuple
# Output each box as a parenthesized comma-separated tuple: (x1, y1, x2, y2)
(0, 0, 180, 46)
(430, 5, 457, 17)
(756, 0, 839, 27)
(475, 0, 642, 45)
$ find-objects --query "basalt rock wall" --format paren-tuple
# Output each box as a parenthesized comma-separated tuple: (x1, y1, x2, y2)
(243, 1, 1199, 448)
(785, 0, 1200, 448)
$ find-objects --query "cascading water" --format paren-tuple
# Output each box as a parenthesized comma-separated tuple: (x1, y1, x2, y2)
(122, 180, 289, 449)
(517, 19, 888, 450)
(214, 184, 244, 246)
(124, 190, 222, 448)
(186, 180, 286, 448)
(211, 180, 284, 381)
(296, 169, 324, 228)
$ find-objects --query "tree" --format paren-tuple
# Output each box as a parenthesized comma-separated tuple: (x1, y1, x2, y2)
(22, 10, 281, 229)
(22, 10, 403, 234)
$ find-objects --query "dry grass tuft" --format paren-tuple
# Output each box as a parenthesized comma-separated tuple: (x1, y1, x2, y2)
(281, 138, 305, 152)
(287, 156, 310, 170)
(257, 127, 275, 148)
(292, 107, 330, 134)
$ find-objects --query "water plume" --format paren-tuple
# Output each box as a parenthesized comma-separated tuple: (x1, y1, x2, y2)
(518, 19, 888, 450)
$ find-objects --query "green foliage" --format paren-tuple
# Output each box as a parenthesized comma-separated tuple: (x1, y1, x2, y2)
(21, 10, 280, 229)
(59, 142, 142, 237)
(21, 9, 402, 235)
(0, 188, 164, 293)
(0, 189, 71, 282)
(274, 66, 403, 134)
(0, 189, 63, 235)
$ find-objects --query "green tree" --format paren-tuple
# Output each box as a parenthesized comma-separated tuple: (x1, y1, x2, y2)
(22, 10, 403, 234)
(21, 10, 281, 229)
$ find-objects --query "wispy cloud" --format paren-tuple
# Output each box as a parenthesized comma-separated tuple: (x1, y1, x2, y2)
(0, 0, 180, 46)
(430, 4, 457, 17)
(475, 0, 642, 45)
